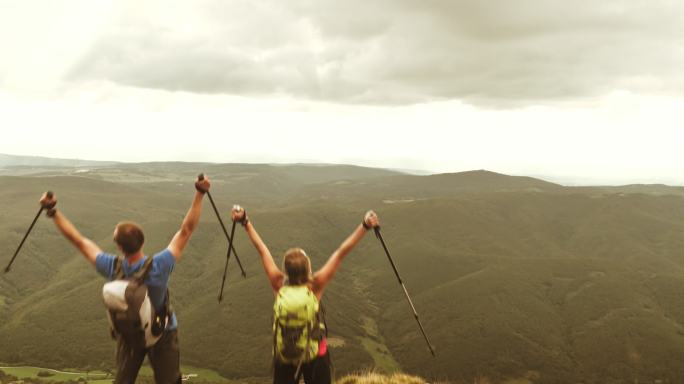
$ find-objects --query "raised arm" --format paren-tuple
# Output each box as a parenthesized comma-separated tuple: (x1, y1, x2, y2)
(312, 211, 379, 297)
(167, 175, 210, 261)
(232, 205, 284, 293)
(40, 192, 102, 265)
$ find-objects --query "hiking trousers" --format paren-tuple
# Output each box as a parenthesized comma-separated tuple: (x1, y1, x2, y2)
(273, 353, 331, 384)
(114, 329, 181, 384)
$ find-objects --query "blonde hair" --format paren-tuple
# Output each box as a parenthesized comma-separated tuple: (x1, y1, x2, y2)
(282, 248, 312, 285)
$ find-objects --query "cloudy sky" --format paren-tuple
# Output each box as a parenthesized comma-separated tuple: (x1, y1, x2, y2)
(1, 0, 683, 184)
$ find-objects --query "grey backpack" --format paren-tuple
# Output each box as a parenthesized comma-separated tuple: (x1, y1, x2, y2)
(102, 257, 168, 349)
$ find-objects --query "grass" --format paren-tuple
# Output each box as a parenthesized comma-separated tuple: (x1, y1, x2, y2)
(358, 316, 401, 373)
(120, 365, 232, 382)
(0, 365, 232, 383)
(337, 372, 428, 384)
(360, 316, 380, 337)
(0, 366, 109, 381)
(357, 338, 401, 374)
(179, 365, 233, 382)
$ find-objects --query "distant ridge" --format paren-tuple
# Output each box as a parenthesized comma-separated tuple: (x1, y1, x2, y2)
(0, 153, 118, 168)
(4, 154, 684, 194)
(298, 169, 563, 202)
(426, 169, 561, 189)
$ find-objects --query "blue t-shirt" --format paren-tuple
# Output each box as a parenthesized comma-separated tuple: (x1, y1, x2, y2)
(96, 249, 178, 330)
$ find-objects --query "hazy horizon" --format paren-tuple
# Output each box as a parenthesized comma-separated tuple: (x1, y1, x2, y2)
(3, 151, 684, 187)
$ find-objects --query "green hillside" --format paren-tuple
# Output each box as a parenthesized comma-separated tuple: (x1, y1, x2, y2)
(2, 163, 684, 383)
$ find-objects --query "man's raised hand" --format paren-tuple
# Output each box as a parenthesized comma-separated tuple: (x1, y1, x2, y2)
(195, 174, 211, 194)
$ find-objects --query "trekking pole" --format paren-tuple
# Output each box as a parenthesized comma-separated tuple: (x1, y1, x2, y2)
(374, 227, 436, 357)
(217, 219, 237, 302)
(5, 191, 53, 273)
(197, 174, 246, 278)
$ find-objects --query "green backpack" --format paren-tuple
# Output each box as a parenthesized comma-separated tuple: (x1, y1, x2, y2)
(273, 285, 325, 366)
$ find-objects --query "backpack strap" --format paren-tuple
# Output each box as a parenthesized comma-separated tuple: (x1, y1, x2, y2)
(161, 288, 173, 322)
(271, 318, 278, 375)
(113, 257, 125, 280)
(130, 256, 154, 282)
(113, 256, 154, 282)
(164, 289, 172, 316)
(317, 300, 334, 381)
(318, 300, 328, 338)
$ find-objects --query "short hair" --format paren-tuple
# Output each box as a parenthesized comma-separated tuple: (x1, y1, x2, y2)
(114, 221, 145, 255)
(283, 248, 312, 285)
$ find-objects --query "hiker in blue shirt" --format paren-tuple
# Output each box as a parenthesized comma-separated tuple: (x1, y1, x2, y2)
(39, 175, 211, 384)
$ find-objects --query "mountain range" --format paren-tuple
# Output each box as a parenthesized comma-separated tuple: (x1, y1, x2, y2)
(2, 154, 684, 383)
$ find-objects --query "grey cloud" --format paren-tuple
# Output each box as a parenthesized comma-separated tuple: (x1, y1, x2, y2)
(67, 0, 684, 106)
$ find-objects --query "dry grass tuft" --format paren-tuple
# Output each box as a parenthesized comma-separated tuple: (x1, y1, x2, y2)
(338, 371, 432, 384)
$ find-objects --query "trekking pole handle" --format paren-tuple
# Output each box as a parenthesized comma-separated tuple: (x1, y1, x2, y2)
(44, 191, 57, 216)
(41, 191, 56, 210)
(196, 173, 217, 198)
(196, 174, 206, 193)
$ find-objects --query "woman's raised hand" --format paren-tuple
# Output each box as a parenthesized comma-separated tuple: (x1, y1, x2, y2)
(231, 205, 247, 224)
(363, 210, 379, 229)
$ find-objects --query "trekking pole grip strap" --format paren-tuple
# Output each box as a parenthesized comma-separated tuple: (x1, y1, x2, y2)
(237, 209, 249, 227)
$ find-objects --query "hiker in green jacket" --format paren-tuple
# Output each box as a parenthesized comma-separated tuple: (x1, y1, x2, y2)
(231, 205, 379, 384)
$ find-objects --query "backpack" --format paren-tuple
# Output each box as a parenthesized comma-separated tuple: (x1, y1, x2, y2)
(102, 256, 169, 349)
(273, 285, 326, 369)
